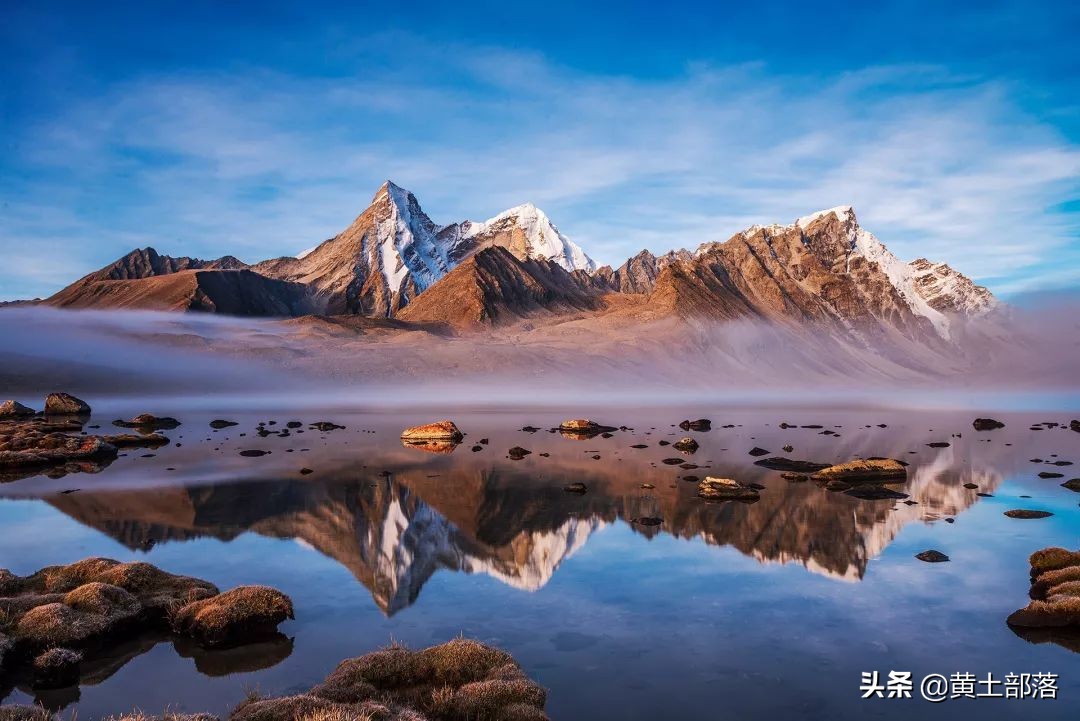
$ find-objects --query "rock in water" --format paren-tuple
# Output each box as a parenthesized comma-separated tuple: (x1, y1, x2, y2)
(748, 447, 770, 457)
(43, 392, 91, 415)
(679, 418, 712, 432)
(101, 433, 169, 448)
(209, 419, 238, 429)
(1070, 420, 1080, 433)
(113, 414, 181, 430)
(1038, 471, 1064, 479)
(811, 459, 907, 482)
(557, 419, 617, 438)
(1004, 509, 1054, 519)
(672, 437, 699, 453)
(508, 446, 531, 460)
(697, 477, 760, 502)
(916, 550, 950, 563)
(973, 418, 1005, 431)
(400, 420, 463, 441)
(563, 482, 587, 494)
(1061, 479, 1080, 492)
(0, 400, 36, 419)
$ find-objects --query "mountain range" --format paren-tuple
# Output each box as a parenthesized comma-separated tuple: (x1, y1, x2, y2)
(37, 181, 996, 345)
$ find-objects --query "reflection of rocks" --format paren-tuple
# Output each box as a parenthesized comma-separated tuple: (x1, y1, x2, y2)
(400, 438, 460, 454)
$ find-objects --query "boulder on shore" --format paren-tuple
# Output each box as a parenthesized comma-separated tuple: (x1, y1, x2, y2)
(697, 477, 760, 502)
(0, 401, 36, 419)
(400, 421, 463, 441)
(43, 392, 91, 416)
(811, 458, 907, 482)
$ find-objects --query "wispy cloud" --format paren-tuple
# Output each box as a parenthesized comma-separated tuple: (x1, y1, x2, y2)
(2, 34, 1077, 299)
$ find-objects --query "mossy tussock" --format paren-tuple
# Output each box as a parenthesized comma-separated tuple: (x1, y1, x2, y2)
(1008, 547, 1080, 630)
(0, 558, 292, 690)
(232, 638, 549, 721)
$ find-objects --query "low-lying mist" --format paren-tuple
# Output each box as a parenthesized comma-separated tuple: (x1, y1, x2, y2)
(0, 303, 1077, 412)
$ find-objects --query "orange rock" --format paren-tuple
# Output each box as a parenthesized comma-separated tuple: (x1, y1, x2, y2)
(400, 420, 463, 441)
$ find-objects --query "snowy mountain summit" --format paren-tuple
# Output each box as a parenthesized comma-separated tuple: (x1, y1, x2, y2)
(255, 181, 595, 316)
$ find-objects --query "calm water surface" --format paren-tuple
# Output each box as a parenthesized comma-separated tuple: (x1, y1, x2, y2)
(2, 403, 1080, 720)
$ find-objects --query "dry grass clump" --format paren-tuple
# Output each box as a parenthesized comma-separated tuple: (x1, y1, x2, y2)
(103, 712, 221, 721)
(1009, 548, 1080, 630)
(172, 586, 294, 648)
(15, 602, 108, 647)
(233, 639, 548, 721)
(63, 582, 140, 616)
(0, 705, 52, 721)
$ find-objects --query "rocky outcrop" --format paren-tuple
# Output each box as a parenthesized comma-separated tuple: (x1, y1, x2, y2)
(908, 257, 996, 316)
(0, 401, 35, 419)
(0, 420, 117, 473)
(607, 249, 692, 293)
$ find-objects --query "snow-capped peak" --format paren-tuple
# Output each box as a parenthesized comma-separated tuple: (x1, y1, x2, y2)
(462, 202, 597, 273)
(371, 181, 451, 295)
(795, 205, 855, 228)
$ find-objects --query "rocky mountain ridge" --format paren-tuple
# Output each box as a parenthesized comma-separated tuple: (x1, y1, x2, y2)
(34, 184, 996, 346)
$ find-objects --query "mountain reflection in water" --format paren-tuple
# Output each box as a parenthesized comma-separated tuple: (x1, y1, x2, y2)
(40, 442, 999, 614)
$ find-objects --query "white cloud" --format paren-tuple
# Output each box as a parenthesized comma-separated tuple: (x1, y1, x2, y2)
(1, 37, 1077, 300)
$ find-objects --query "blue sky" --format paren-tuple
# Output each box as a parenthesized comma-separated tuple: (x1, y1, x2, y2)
(1, 0, 1077, 300)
